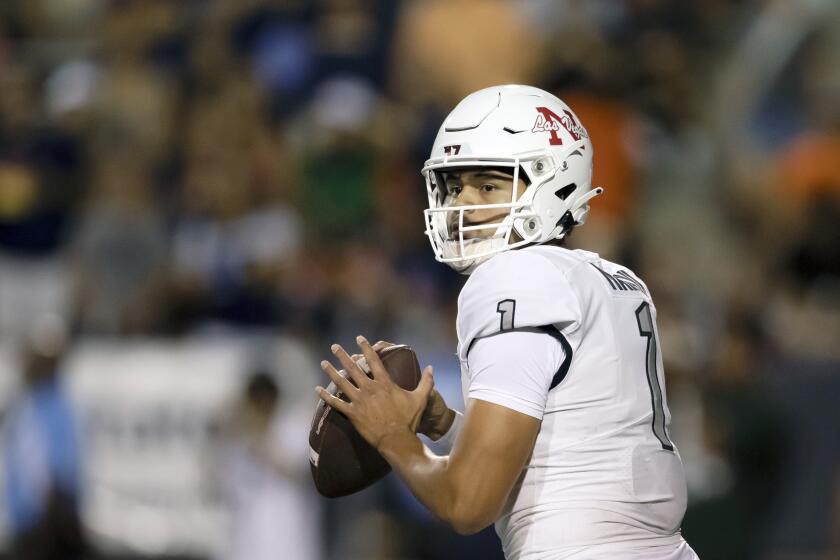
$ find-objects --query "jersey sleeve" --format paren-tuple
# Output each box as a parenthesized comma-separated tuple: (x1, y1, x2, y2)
(466, 328, 567, 419)
(456, 249, 582, 362)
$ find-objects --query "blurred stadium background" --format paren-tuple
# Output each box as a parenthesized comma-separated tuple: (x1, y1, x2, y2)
(0, 0, 838, 559)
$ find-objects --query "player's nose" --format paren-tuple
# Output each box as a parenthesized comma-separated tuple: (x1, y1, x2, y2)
(454, 185, 482, 207)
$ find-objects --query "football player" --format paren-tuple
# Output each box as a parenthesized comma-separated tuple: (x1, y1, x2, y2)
(317, 85, 699, 559)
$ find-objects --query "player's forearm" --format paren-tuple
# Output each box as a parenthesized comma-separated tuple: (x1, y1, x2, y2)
(378, 430, 490, 535)
(378, 430, 453, 518)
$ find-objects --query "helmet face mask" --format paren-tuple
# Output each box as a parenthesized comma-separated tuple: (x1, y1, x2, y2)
(424, 158, 543, 273)
(422, 85, 602, 274)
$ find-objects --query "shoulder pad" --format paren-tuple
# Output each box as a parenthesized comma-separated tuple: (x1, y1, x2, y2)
(457, 248, 582, 360)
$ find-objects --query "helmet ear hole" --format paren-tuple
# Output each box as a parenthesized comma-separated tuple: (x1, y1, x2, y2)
(513, 214, 542, 240)
(524, 218, 539, 235)
(556, 210, 575, 232)
(555, 183, 577, 201)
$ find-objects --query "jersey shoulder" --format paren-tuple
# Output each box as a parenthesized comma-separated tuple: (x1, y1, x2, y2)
(456, 246, 585, 359)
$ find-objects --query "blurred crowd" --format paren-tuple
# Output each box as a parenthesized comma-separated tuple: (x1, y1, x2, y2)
(0, 0, 839, 559)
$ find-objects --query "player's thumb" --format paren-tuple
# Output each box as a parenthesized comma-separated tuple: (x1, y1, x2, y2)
(416, 365, 434, 401)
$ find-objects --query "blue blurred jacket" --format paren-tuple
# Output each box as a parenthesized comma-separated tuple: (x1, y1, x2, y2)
(3, 375, 82, 534)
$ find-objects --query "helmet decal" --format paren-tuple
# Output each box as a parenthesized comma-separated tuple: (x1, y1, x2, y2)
(531, 106, 589, 145)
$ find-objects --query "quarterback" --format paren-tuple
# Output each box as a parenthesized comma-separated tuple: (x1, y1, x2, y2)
(317, 85, 699, 559)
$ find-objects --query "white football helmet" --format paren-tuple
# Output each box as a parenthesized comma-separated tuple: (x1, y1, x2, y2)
(422, 84, 603, 274)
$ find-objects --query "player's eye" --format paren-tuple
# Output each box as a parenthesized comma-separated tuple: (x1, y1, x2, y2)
(480, 183, 497, 192)
(447, 184, 462, 196)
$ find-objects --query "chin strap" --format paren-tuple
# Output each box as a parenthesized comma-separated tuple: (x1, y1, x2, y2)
(571, 186, 605, 224)
(576, 187, 604, 211)
(556, 186, 605, 237)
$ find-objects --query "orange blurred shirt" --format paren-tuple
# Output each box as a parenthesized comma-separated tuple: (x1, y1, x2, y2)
(560, 92, 639, 223)
(778, 132, 840, 203)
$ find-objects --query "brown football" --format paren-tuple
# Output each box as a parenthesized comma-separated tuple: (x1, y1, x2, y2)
(309, 344, 421, 498)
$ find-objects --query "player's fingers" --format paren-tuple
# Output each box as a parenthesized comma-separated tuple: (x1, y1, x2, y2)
(415, 366, 435, 402)
(356, 335, 392, 383)
(320, 360, 357, 398)
(331, 344, 371, 388)
(315, 386, 351, 415)
(350, 354, 370, 373)
(372, 340, 395, 352)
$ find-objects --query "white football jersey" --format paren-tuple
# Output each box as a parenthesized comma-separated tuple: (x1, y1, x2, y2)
(456, 245, 697, 560)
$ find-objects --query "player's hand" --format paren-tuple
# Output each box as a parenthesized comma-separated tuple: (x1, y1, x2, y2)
(317, 336, 434, 451)
(418, 388, 456, 441)
(349, 340, 394, 373)
(350, 341, 453, 441)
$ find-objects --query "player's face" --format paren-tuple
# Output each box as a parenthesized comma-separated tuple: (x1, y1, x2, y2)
(443, 169, 526, 240)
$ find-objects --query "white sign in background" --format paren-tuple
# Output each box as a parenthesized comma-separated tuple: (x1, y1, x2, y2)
(0, 336, 319, 557)
(67, 339, 248, 557)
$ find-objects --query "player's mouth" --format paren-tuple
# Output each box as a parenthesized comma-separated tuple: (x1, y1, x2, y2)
(449, 217, 505, 240)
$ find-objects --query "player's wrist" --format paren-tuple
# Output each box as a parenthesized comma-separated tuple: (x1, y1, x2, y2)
(376, 427, 419, 457)
(422, 407, 457, 441)
(428, 409, 463, 454)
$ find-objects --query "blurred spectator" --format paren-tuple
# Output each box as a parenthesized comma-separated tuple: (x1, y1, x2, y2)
(292, 76, 379, 242)
(391, 0, 539, 106)
(778, 133, 840, 209)
(72, 155, 169, 335)
(0, 63, 82, 258)
(681, 319, 788, 560)
(218, 371, 321, 560)
(2, 315, 87, 560)
(559, 89, 643, 260)
(774, 33, 840, 291)
(169, 80, 302, 331)
(0, 62, 80, 339)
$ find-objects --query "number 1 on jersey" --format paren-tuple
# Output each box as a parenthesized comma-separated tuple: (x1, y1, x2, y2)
(496, 299, 516, 331)
(635, 302, 674, 451)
